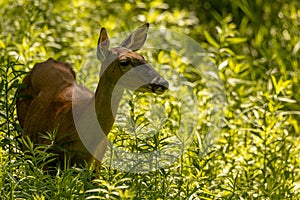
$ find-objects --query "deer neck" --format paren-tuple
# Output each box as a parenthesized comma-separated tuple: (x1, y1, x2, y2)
(94, 73, 124, 136)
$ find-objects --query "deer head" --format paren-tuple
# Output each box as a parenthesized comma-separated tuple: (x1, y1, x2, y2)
(96, 23, 169, 94)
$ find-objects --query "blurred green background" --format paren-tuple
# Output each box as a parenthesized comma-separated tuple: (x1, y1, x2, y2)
(1, 0, 300, 199)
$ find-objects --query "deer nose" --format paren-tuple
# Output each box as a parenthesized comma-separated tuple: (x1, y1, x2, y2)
(149, 77, 169, 94)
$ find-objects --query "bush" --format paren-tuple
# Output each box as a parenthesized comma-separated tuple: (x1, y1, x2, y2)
(1, 0, 299, 199)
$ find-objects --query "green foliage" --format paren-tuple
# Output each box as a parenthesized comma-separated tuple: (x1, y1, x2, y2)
(1, 0, 300, 199)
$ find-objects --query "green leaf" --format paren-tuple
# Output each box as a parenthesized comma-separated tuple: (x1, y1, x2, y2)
(226, 37, 247, 44)
(0, 39, 5, 49)
(204, 30, 220, 48)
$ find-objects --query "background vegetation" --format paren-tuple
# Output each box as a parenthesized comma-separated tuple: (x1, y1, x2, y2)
(1, 0, 300, 199)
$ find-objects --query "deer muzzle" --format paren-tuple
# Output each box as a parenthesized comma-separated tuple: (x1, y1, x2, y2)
(148, 77, 169, 94)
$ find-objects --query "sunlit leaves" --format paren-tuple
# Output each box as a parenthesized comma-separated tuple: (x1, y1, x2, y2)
(1, 0, 300, 199)
(204, 30, 220, 49)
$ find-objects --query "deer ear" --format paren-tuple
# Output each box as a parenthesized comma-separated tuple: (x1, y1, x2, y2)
(97, 28, 110, 63)
(120, 23, 149, 51)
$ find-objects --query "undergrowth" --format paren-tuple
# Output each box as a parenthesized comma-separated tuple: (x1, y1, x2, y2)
(1, 0, 300, 199)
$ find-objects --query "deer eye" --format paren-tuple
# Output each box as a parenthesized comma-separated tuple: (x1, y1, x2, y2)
(119, 59, 130, 67)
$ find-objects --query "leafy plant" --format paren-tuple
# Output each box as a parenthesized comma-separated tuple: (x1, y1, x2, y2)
(1, 0, 300, 199)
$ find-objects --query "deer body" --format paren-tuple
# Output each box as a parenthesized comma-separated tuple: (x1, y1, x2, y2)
(17, 24, 168, 167)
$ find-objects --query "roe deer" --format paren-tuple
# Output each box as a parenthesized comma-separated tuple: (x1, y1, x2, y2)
(17, 23, 169, 168)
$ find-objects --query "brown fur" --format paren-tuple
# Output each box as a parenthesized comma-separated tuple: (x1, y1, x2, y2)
(17, 24, 168, 169)
(17, 58, 93, 166)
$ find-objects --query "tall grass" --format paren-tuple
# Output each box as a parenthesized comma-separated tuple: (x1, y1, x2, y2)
(1, 0, 300, 199)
